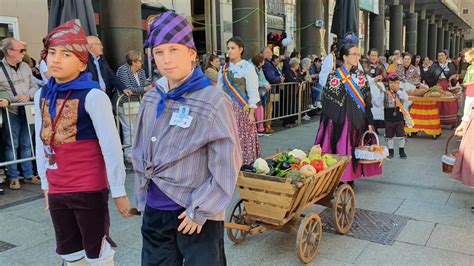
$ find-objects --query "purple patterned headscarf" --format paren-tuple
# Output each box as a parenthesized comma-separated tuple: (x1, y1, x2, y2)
(145, 11, 195, 50)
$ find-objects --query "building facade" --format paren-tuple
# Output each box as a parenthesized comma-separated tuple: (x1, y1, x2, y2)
(0, 0, 48, 62)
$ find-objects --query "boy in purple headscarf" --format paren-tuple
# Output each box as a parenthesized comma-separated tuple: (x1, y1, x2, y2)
(132, 11, 242, 265)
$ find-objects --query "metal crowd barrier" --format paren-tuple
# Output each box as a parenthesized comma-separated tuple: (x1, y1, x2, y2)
(115, 94, 143, 150)
(0, 102, 36, 167)
(256, 81, 316, 126)
(0, 93, 142, 169)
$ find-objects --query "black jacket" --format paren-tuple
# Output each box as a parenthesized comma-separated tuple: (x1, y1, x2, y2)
(86, 53, 126, 99)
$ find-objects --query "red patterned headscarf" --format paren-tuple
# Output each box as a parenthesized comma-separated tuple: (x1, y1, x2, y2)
(42, 19, 89, 64)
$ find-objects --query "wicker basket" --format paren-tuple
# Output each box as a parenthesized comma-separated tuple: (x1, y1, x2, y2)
(441, 135, 459, 174)
(355, 131, 389, 163)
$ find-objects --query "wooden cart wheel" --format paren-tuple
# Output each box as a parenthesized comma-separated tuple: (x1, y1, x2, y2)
(332, 184, 356, 234)
(226, 199, 249, 244)
(296, 213, 322, 264)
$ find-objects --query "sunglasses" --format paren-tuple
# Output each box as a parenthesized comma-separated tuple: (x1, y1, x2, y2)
(10, 48, 26, 53)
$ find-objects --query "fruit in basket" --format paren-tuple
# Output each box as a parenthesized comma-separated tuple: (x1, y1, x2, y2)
(325, 158, 338, 167)
(308, 153, 322, 161)
(276, 153, 288, 163)
(279, 161, 291, 170)
(287, 155, 299, 164)
(299, 164, 317, 178)
(266, 159, 277, 167)
(275, 169, 289, 177)
(253, 158, 270, 174)
(322, 154, 332, 160)
(241, 165, 256, 173)
(300, 158, 311, 166)
(291, 164, 301, 170)
(309, 145, 322, 156)
(286, 169, 303, 180)
(288, 149, 307, 160)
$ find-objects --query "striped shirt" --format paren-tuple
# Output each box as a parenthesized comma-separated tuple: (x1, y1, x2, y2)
(132, 75, 242, 225)
(116, 64, 149, 94)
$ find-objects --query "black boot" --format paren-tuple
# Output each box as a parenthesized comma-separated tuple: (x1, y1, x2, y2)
(399, 148, 407, 159)
(388, 149, 394, 159)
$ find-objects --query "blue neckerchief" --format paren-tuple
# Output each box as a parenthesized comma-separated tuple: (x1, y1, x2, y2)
(155, 67, 211, 118)
(45, 72, 100, 120)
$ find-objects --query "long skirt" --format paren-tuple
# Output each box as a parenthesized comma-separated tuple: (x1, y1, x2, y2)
(405, 100, 442, 136)
(231, 101, 261, 165)
(452, 110, 474, 186)
(315, 117, 382, 182)
(437, 79, 459, 126)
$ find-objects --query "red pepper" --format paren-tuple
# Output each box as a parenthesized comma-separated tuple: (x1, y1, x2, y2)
(314, 160, 324, 172)
(291, 164, 301, 170)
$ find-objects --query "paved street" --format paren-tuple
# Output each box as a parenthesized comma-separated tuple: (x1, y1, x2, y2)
(1, 118, 474, 265)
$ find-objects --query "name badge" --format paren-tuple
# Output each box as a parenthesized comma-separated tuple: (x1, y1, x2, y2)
(169, 106, 193, 128)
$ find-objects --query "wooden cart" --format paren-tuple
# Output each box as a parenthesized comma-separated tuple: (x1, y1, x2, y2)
(225, 154, 353, 264)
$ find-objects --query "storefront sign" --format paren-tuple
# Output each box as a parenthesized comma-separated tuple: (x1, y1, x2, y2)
(267, 14, 285, 30)
(359, 0, 379, 15)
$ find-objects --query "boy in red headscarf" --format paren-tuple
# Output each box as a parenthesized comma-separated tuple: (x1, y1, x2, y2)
(34, 20, 131, 266)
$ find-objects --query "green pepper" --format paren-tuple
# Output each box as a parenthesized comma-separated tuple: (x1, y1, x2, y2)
(287, 155, 298, 164)
(276, 154, 287, 163)
(275, 169, 286, 177)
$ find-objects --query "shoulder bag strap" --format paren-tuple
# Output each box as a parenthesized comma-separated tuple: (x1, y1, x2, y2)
(0, 62, 18, 96)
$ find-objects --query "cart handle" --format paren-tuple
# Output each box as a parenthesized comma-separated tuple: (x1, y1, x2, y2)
(224, 222, 251, 232)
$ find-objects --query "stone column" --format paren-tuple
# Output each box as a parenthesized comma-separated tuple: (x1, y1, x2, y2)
(232, 0, 263, 59)
(99, 0, 142, 70)
(300, 0, 323, 57)
(369, 0, 385, 53)
(417, 5, 428, 58)
(453, 27, 459, 57)
(427, 14, 438, 61)
(405, 0, 417, 55)
(436, 18, 444, 52)
(443, 21, 450, 54)
(450, 26, 456, 59)
(389, 3, 403, 53)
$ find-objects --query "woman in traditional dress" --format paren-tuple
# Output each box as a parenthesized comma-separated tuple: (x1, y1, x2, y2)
(427, 50, 458, 127)
(315, 44, 382, 186)
(396, 53, 421, 86)
(217, 37, 261, 165)
(452, 49, 474, 199)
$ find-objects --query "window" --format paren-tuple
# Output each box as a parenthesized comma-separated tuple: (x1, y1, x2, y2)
(463, 8, 469, 14)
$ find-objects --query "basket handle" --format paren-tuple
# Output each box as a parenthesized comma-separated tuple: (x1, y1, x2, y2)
(361, 130, 380, 146)
(444, 134, 457, 155)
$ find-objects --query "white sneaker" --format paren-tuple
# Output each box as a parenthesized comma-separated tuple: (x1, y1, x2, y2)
(315, 102, 322, 109)
(302, 114, 311, 121)
(309, 104, 316, 109)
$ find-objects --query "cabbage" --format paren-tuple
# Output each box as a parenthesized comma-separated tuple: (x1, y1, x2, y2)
(253, 158, 270, 174)
(288, 149, 307, 160)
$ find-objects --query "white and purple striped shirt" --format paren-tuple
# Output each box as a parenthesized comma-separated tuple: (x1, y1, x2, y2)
(132, 76, 242, 225)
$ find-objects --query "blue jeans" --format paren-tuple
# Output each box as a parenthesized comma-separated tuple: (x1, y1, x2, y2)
(311, 84, 323, 103)
(3, 112, 33, 180)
